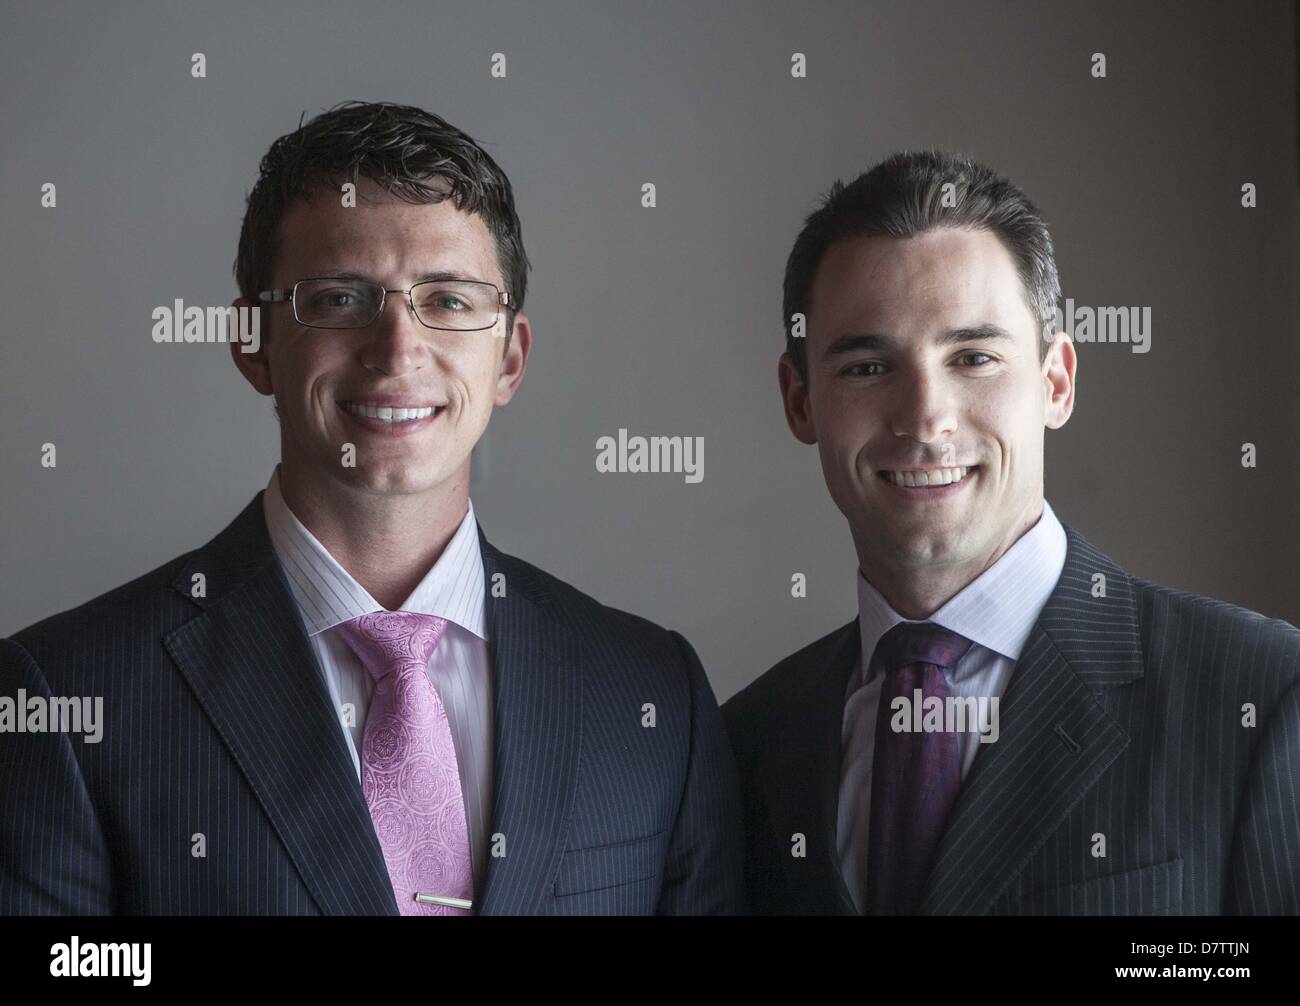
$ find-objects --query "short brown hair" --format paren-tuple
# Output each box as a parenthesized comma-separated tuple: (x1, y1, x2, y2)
(782, 150, 1059, 379)
(234, 100, 530, 343)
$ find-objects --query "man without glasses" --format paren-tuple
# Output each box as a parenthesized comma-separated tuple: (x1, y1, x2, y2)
(723, 150, 1300, 915)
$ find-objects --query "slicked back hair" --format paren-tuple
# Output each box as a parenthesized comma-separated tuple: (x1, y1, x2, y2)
(782, 150, 1059, 380)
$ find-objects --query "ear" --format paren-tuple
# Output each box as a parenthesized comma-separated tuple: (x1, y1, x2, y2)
(1042, 331, 1076, 430)
(229, 296, 275, 396)
(778, 352, 818, 445)
(494, 310, 532, 406)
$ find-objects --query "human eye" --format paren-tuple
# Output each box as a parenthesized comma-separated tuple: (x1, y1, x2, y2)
(434, 293, 469, 312)
(415, 284, 479, 314)
(956, 350, 995, 367)
(840, 360, 887, 378)
(307, 283, 368, 308)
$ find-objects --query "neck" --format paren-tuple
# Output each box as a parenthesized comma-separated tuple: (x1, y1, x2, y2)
(855, 499, 1044, 620)
(277, 457, 470, 611)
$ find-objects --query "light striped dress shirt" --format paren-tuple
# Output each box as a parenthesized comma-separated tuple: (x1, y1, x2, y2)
(261, 466, 494, 891)
(837, 500, 1068, 913)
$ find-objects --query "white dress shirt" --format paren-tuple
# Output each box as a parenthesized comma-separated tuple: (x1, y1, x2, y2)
(261, 465, 494, 890)
(837, 500, 1068, 913)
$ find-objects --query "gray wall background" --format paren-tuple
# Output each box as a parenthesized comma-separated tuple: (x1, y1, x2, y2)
(2, 0, 1297, 702)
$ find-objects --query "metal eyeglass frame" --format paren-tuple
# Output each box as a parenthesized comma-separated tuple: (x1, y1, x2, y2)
(257, 275, 515, 332)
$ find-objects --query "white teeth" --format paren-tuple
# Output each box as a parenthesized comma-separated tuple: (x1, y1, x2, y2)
(342, 402, 437, 422)
(882, 466, 971, 488)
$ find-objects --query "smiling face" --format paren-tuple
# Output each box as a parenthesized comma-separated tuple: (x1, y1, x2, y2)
(232, 178, 529, 505)
(779, 226, 1075, 611)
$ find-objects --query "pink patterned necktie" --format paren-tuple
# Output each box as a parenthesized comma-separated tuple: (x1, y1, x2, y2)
(334, 611, 473, 916)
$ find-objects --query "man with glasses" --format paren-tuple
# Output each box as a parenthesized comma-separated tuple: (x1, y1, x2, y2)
(0, 101, 743, 916)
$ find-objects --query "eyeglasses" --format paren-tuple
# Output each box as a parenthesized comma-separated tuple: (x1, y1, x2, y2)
(257, 276, 514, 332)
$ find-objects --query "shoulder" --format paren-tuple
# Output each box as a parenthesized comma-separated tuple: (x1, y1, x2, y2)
(4, 550, 196, 674)
(5, 492, 269, 675)
(1132, 576, 1300, 685)
(482, 540, 697, 670)
(1056, 522, 1299, 697)
(721, 619, 856, 747)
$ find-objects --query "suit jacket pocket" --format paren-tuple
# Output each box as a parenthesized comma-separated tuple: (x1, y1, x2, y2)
(553, 829, 669, 897)
(1007, 858, 1184, 915)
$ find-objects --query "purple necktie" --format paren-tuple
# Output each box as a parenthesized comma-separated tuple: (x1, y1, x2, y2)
(866, 621, 974, 915)
(334, 611, 473, 916)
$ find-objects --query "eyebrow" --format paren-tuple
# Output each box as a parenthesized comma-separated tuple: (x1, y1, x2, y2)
(823, 324, 1016, 358)
(317, 269, 490, 285)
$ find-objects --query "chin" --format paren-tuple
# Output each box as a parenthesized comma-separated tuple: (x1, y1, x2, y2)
(334, 463, 430, 493)
(391, 467, 454, 493)
(886, 529, 969, 569)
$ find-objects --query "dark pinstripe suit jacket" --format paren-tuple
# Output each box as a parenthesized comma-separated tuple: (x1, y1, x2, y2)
(722, 527, 1300, 915)
(0, 492, 744, 915)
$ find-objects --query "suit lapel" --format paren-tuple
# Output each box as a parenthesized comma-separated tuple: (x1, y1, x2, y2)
(919, 527, 1145, 914)
(757, 619, 860, 915)
(163, 493, 397, 915)
(474, 530, 583, 915)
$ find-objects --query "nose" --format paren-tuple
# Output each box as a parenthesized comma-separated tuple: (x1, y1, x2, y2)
(357, 290, 430, 376)
(888, 364, 958, 445)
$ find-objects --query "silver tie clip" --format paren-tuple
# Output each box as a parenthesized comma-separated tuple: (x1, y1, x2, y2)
(415, 893, 473, 910)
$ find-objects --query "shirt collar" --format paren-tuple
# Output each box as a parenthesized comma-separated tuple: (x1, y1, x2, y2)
(262, 464, 487, 641)
(856, 500, 1067, 681)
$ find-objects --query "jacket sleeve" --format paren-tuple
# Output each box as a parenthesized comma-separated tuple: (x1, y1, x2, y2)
(655, 630, 747, 914)
(1226, 679, 1300, 914)
(0, 637, 115, 914)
